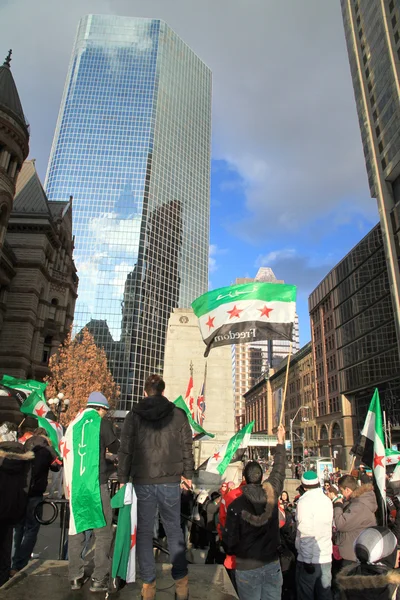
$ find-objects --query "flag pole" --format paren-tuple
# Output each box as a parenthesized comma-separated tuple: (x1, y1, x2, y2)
(279, 341, 293, 426)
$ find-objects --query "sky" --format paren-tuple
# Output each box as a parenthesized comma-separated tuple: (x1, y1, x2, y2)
(2, 0, 379, 344)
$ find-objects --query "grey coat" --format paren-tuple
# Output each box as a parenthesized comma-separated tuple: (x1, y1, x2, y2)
(334, 484, 377, 561)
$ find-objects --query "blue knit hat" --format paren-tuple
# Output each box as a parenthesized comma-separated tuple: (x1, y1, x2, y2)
(301, 471, 320, 487)
(87, 391, 110, 410)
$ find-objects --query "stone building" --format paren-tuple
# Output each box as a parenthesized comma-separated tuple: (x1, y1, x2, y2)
(269, 343, 318, 463)
(163, 308, 235, 469)
(0, 52, 78, 379)
(243, 375, 272, 435)
(0, 50, 29, 266)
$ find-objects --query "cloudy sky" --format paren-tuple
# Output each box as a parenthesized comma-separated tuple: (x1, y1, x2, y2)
(3, 0, 378, 343)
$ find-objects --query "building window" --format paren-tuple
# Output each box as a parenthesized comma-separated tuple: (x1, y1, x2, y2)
(331, 422, 341, 439)
(382, 157, 387, 170)
(320, 424, 329, 439)
(392, 15, 397, 28)
(49, 298, 58, 320)
(42, 336, 53, 364)
(395, 31, 399, 44)
(389, 0, 394, 12)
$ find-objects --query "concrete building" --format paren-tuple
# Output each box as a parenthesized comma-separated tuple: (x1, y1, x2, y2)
(45, 16, 212, 410)
(269, 343, 318, 464)
(341, 0, 400, 352)
(243, 374, 272, 435)
(309, 223, 400, 466)
(0, 161, 78, 379)
(163, 308, 235, 469)
(232, 268, 300, 430)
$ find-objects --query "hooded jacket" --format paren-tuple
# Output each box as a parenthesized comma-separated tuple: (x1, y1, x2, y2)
(118, 394, 194, 485)
(222, 444, 285, 570)
(0, 441, 34, 524)
(295, 487, 333, 564)
(334, 484, 378, 561)
(336, 563, 400, 600)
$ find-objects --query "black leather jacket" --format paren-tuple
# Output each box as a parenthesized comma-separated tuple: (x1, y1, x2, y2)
(118, 395, 194, 485)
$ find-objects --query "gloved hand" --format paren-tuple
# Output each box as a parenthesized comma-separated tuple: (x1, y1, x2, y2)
(304, 563, 315, 574)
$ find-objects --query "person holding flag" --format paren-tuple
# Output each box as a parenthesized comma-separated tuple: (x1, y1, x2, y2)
(64, 392, 119, 593)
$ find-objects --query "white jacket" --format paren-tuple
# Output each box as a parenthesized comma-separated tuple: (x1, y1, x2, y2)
(295, 488, 333, 564)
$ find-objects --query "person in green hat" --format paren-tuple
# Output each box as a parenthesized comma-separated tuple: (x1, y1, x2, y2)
(295, 470, 333, 600)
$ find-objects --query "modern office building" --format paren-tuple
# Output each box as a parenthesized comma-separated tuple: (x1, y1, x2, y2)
(45, 16, 212, 410)
(309, 223, 400, 466)
(340, 0, 400, 352)
(232, 268, 300, 430)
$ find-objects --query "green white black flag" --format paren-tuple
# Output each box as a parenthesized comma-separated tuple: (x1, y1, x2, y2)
(62, 408, 105, 535)
(192, 282, 296, 356)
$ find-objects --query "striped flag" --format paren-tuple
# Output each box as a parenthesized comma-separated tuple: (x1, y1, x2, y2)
(20, 390, 50, 419)
(185, 376, 195, 420)
(205, 422, 254, 475)
(385, 448, 400, 467)
(360, 389, 386, 514)
(174, 396, 214, 440)
(192, 282, 296, 356)
(1, 375, 47, 402)
(111, 483, 137, 583)
(62, 408, 105, 535)
(196, 383, 205, 427)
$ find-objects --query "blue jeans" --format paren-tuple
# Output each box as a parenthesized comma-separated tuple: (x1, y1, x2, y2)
(135, 483, 187, 583)
(12, 495, 43, 570)
(236, 560, 283, 600)
(296, 561, 332, 600)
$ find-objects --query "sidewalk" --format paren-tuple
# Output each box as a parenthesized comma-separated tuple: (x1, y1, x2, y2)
(0, 560, 238, 599)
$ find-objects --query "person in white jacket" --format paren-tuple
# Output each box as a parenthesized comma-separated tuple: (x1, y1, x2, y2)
(295, 471, 333, 600)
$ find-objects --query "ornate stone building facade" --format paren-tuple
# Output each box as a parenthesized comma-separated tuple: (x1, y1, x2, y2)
(0, 52, 78, 379)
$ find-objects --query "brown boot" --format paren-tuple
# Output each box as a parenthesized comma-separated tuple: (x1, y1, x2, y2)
(175, 575, 189, 600)
(141, 581, 156, 600)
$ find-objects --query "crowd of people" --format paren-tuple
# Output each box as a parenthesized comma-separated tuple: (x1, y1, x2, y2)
(1, 376, 400, 600)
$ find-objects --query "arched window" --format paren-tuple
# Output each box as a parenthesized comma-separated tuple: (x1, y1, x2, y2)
(331, 422, 341, 439)
(320, 425, 329, 440)
(48, 298, 58, 320)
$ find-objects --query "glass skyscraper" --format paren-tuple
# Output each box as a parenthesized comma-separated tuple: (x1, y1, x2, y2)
(340, 0, 400, 355)
(45, 15, 211, 410)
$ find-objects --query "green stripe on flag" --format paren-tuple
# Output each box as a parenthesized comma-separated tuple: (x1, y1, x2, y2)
(174, 396, 214, 438)
(217, 421, 254, 475)
(20, 390, 49, 416)
(71, 409, 105, 533)
(370, 388, 385, 446)
(1, 375, 47, 401)
(192, 282, 296, 318)
(37, 416, 61, 458)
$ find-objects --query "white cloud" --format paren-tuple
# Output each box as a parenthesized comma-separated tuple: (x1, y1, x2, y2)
(3, 0, 378, 240)
(88, 213, 141, 253)
(110, 262, 136, 298)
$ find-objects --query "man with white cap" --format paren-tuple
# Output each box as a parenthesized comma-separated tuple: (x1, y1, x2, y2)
(67, 391, 119, 592)
(295, 470, 333, 600)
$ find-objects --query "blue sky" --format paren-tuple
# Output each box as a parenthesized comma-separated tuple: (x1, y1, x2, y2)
(3, 0, 379, 345)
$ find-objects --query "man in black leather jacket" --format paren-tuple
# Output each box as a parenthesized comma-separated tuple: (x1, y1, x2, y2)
(118, 374, 194, 600)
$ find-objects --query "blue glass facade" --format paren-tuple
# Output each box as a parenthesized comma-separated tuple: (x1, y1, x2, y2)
(45, 15, 211, 409)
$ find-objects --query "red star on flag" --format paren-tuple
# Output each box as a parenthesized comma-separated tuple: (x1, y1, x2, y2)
(206, 315, 215, 330)
(131, 526, 137, 549)
(213, 452, 220, 461)
(227, 305, 243, 319)
(258, 305, 273, 318)
(374, 453, 385, 468)
(62, 443, 70, 459)
(35, 405, 47, 418)
(55, 422, 63, 431)
(66, 484, 70, 498)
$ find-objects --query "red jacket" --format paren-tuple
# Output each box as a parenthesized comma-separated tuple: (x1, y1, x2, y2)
(218, 482, 245, 569)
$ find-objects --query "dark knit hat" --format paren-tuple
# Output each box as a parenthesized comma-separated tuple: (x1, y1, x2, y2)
(355, 526, 397, 564)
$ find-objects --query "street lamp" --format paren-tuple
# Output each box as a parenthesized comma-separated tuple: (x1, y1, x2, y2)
(48, 393, 70, 421)
(290, 406, 310, 464)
